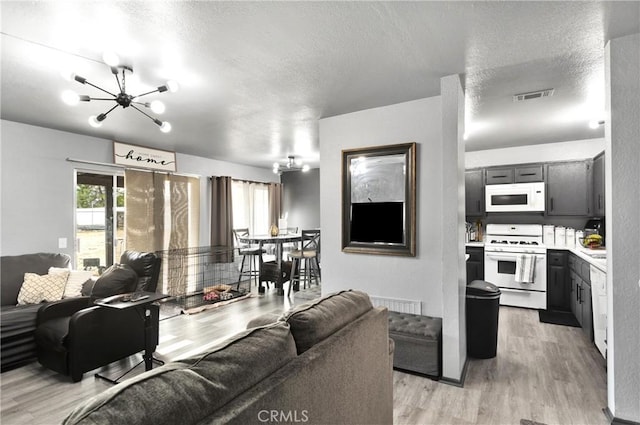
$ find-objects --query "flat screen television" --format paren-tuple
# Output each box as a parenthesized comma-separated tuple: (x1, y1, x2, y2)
(350, 201, 404, 244)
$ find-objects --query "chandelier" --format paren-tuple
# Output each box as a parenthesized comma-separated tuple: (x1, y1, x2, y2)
(62, 52, 177, 132)
(272, 156, 310, 174)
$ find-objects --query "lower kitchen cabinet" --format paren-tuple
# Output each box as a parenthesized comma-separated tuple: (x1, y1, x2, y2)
(547, 250, 570, 311)
(466, 246, 484, 284)
(568, 253, 593, 340)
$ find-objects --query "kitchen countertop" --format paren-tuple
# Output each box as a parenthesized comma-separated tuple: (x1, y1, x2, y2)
(555, 245, 607, 273)
(464, 241, 607, 273)
(465, 242, 485, 247)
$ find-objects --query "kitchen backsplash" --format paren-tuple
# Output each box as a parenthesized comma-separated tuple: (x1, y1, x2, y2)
(466, 213, 601, 245)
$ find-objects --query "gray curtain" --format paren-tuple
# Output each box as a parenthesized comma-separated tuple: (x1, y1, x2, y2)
(211, 176, 234, 262)
(268, 182, 282, 229)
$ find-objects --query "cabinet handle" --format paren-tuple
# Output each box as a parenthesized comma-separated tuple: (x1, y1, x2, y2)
(550, 198, 554, 211)
(598, 195, 602, 210)
(477, 200, 481, 211)
(520, 172, 536, 176)
(492, 175, 508, 178)
(579, 285, 583, 304)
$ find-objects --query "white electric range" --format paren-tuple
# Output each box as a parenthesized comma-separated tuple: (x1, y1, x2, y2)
(484, 224, 547, 309)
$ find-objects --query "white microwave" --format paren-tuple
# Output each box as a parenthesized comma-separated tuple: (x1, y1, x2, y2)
(485, 182, 545, 212)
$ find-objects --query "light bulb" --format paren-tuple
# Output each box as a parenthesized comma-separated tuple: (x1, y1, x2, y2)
(61, 70, 75, 82)
(273, 163, 280, 169)
(589, 120, 604, 129)
(88, 115, 103, 128)
(160, 122, 172, 133)
(165, 80, 179, 93)
(62, 90, 80, 106)
(149, 100, 166, 114)
(102, 51, 120, 67)
(302, 164, 310, 172)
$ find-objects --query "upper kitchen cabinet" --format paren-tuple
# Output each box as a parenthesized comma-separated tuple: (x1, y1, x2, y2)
(546, 160, 593, 216)
(485, 164, 543, 185)
(592, 152, 605, 217)
(485, 167, 515, 185)
(465, 169, 485, 216)
(514, 165, 544, 183)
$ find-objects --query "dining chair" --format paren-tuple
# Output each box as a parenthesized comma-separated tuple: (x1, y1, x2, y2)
(288, 229, 321, 295)
(233, 228, 265, 289)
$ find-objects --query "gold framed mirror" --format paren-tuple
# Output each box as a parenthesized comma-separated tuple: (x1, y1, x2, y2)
(341, 142, 416, 256)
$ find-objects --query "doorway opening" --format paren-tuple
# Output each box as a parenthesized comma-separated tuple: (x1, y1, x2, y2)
(75, 172, 124, 275)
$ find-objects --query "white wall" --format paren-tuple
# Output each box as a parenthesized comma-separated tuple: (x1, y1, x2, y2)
(0, 120, 277, 257)
(320, 97, 444, 316)
(465, 138, 605, 168)
(605, 33, 640, 423)
(440, 74, 467, 380)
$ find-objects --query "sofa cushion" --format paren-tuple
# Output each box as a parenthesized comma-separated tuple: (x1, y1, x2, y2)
(1, 253, 71, 306)
(17, 272, 68, 305)
(282, 289, 373, 354)
(62, 321, 297, 425)
(90, 264, 138, 300)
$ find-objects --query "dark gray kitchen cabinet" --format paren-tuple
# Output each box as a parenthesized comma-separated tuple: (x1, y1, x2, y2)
(593, 152, 605, 217)
(485, 164, 543, 185)
(515, 165, 544, 183)
(568, 253, 593, 340)
(465, 246, 484, 284)
(485, 167, 514, 185)
(580, 280, 593, 340)
(546, 160, 592, 216)
(465, 169, 485, 216)
(547, 250, 570, 311)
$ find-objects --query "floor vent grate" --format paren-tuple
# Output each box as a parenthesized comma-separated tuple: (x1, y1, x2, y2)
(370, 296, 421, 315)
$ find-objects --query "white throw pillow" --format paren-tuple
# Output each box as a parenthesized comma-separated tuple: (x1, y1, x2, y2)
(17, 272, 68, 305)
(49, 267, 93, 298)
(64, 270, 94, 297)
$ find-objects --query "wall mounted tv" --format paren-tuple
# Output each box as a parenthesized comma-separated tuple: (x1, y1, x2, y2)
(350, 201, 404, 244)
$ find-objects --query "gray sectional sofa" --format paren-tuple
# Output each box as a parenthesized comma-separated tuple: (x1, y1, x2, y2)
(63, 289, 394, 425)
(1, 252, 72, 371)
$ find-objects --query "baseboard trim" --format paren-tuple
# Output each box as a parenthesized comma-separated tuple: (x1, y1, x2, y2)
(604, 407, 640, 425)
(439, 357, 469, 388)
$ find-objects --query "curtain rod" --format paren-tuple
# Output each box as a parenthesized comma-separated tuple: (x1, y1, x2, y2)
(66, 158, 200, 178)
(213, 176, 280, 185)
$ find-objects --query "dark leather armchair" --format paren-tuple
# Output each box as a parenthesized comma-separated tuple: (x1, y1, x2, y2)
(34, 251, 161, 382)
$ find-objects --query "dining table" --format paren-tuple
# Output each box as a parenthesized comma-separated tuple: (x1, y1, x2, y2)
(238, 233, 302, 295)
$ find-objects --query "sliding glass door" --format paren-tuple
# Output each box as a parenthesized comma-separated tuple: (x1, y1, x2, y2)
(75, 171, 124, 274)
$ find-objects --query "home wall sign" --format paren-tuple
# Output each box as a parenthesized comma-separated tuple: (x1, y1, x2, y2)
(113, 141, 177, 172)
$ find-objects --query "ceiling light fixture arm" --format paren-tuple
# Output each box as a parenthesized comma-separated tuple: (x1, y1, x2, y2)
(74, 75, 117, 98)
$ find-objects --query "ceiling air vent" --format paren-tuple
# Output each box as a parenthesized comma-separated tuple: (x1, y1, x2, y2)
(513, 89, 554, 102)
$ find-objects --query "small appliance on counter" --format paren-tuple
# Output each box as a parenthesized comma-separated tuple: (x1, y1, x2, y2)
(584, 218, 605, 246)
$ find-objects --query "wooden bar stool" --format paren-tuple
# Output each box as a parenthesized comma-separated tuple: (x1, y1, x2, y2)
(233, 228, 265, 289)
(288, 229, 321, 295)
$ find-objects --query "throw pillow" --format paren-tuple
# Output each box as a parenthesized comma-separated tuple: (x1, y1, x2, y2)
(90, 264, 138, 300)
(17, 272, 69, 305)
(48, 267, 94, 298)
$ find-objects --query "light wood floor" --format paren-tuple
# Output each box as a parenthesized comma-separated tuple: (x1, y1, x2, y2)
(1, 287, 608, 425)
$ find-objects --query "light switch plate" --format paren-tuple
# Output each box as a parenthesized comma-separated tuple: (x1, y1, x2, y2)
(58, 237, 67, 249)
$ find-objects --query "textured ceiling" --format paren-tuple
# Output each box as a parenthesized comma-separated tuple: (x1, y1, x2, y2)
(1, 2, 639, 170)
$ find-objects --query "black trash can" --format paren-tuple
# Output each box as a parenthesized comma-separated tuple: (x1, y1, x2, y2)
(466, 280, 501, 359)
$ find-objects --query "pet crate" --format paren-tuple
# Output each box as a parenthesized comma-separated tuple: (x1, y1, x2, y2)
(154, 245, 250, 311)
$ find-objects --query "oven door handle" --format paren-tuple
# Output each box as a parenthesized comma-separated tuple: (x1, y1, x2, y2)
(486, 253, 546, 262)
(499, 288, 536, 294)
